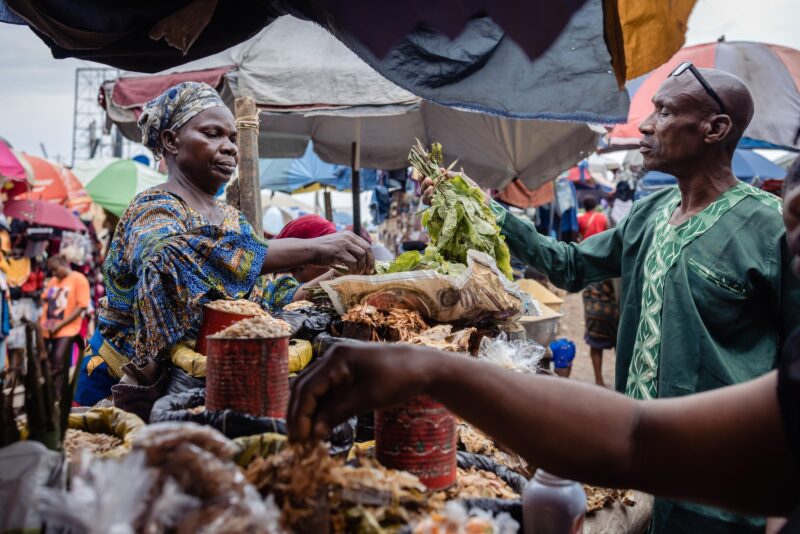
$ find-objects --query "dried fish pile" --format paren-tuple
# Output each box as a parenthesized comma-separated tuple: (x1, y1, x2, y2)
(63, 429, 123, 459)
(246, 444, 443, 531)
(583, 484, 636, 513)
(409, 325, 475, 352)
(206, 299, 269, 316)
(210, 316, 292, 339)
(342, 304, 429, 341)
(446, 467, 519, 500)
(246, 443, 336, 529)
(457, 423, 531, 477)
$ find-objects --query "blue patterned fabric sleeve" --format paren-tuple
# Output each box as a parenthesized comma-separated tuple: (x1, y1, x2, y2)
(101, 190, 268, 363)
(250, 274, 300, 313)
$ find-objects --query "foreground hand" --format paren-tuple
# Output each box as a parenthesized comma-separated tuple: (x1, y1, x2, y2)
(288, 343, 443, 443)
(310, 231, 374, 274)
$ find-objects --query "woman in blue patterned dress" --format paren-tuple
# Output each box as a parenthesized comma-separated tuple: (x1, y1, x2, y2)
(75, 82, 373, 405)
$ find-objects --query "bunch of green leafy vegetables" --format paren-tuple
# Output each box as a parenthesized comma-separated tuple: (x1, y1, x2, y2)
(377, 141, 513, 279)
(375, 247, 466, 277)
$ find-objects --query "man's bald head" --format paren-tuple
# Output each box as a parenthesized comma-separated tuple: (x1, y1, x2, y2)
(639, 67, 755, 175)
(699, 69, 754, 148)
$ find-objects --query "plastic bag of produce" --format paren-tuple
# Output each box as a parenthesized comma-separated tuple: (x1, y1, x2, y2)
(478, 333, 546, 373)
(457, 452, 527, 494)
(274, 307, 335, 341)
(148, 388, 287, 437)
(67, 406, 146, 459)
(321, 250, 529, 325)
(37, 450, 154, 534)
(170, 340, 207, 377)
(413, 501, 520, 534)
(288, 339, 313, 375)
(0, 440, 65, 532)
(233, 432, 287, 467)
(167, 366, 206, 396)
(453, 452, 525, 526)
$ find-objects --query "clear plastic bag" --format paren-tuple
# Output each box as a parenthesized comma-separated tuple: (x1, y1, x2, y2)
(478, 333, 545, 373)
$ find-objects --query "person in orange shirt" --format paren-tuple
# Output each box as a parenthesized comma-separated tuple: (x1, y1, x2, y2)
(41, 255, 90, 395)
(577, 196, 618, 386)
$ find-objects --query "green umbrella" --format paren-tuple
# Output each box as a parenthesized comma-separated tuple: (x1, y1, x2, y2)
(72, 158, 166, 217)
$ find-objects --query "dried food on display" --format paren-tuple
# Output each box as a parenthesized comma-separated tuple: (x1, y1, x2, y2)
(210, 316, 292, 339)
(206, 299, 269, 316)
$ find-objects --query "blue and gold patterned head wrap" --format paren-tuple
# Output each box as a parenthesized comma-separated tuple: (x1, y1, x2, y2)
(138, 81, 227, 160)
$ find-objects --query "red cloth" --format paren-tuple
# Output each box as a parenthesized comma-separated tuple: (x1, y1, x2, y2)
(578, 211, 608, 239)
(276, 215, 336, 240)
(345, 224, 372, 243)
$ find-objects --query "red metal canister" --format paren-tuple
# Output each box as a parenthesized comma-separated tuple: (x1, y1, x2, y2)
(205, 336, 290, 418)
(374, 395, 457, 490)
(196, 305, 259, 355)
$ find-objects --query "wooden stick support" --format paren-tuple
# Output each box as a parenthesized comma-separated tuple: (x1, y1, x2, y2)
(323, 190, 333, 222)
(351, 141, 361, 236)
(235, 96, 263, 235)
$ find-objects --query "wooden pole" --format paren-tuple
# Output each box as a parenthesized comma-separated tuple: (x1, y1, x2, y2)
(234, 97, 263, 235)
(351, 141, 361, 236)
(323, 190, 334, 222)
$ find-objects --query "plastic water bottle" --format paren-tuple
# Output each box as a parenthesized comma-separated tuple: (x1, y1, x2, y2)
(523, 469, 587, 534)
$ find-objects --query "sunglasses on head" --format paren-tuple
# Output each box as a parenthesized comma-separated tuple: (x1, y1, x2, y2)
(670, 62, 726, 114)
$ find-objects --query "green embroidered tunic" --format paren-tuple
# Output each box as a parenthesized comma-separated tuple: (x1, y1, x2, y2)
(493, 182, 800, 531)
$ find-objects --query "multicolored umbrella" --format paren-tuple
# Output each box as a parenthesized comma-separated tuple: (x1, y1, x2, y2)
(71, 158, 166, 217)
(4, 199, 86, 231)
(13, 154, 92, 213)
(0, 140, 32, 198)
(610, 41, 800, 150)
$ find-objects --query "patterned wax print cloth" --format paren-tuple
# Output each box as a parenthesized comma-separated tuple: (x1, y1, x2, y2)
(138, 81, 226, 160)
(98, 189, 297, 369)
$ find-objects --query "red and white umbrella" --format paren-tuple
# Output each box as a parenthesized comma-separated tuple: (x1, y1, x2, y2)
(609, 41, 800, 150)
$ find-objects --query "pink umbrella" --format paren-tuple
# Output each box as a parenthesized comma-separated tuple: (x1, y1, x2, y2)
(4, 199, 86, 232)
(609, 41, 800, 150)
(0, 139, 26, 181)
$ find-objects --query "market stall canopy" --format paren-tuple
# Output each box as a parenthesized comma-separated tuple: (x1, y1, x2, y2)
(4, 199, 86, 231)
(12, 154, 92, 214)
(609, 41, 800, 150)
(1, 0, 691, 86)
(337, 0, 628, 122)
(259, 141, 377, 193)
(102, 16, 605, 191)
(72, 157, 166, 217)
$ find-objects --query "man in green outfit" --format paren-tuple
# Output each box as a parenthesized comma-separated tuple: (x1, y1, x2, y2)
(423, 65, 800, 532)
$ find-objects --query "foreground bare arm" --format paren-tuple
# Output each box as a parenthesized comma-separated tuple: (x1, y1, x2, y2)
(289, 344, 799, 517)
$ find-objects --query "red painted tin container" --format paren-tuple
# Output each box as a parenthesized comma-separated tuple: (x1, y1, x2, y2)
(205, 336, 290, 418)
(374, 395, 457, 490)
(196, 305, 259, 356)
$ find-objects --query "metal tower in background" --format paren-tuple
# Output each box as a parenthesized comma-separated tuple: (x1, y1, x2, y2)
(71, 67, 131, 166)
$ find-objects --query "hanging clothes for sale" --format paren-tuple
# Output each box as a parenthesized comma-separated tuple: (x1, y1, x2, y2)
(5, 257, 30, 288)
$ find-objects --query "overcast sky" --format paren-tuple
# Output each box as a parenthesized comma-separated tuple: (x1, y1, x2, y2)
(0, 0, 798, 164)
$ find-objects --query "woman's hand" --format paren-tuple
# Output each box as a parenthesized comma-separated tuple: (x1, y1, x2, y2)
(288, 343, 443, 443)
(310, 231, 374, 274)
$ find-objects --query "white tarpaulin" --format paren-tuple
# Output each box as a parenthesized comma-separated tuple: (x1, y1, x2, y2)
(105, 16, 602, 190)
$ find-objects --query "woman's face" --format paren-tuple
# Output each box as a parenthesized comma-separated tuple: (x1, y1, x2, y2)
(164, 106, 239, 195)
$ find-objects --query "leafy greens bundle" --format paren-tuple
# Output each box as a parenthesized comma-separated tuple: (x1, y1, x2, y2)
(377, 141, 513, 279)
